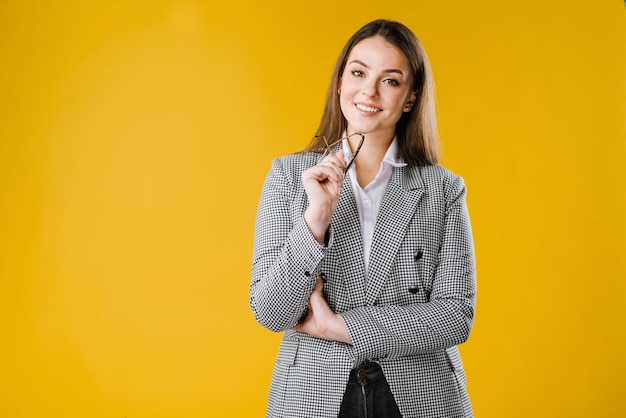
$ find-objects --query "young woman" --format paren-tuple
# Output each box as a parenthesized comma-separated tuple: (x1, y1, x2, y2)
(251, 19, 476, 418)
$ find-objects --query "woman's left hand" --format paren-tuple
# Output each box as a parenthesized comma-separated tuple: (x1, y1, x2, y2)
(292, 277, 352, 344)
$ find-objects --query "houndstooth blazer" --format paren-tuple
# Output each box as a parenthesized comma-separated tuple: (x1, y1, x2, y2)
(251, 149, 476, 418)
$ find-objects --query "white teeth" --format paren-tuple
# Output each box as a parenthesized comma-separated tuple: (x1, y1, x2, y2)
(356, 103, 380, 112)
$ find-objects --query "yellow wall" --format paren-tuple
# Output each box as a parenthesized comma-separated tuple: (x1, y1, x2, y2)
(1, 1, 624, 416)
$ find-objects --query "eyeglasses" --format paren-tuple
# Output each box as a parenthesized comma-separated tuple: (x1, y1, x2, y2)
(315, 132, 365, 173)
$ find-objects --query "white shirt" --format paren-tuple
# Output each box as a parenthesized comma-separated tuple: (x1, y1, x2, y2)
(342, 137, 407, 280)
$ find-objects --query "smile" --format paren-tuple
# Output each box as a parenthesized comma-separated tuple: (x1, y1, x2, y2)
(355, 103, 382, 113)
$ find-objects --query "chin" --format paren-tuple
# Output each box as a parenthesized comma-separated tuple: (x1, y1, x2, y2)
(346, 120, 376, 134)
(349, 125, 381, 135)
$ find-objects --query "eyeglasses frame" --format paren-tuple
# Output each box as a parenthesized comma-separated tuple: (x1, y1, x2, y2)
(315, 132, 365, 174)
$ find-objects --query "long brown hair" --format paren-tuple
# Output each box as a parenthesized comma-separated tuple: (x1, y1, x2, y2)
(305, 19, 438, 167)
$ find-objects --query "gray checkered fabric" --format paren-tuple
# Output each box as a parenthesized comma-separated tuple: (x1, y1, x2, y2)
(251, 150, 476, 418)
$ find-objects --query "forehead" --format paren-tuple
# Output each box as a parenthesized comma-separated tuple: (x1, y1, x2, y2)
(346, 36, 410, 69)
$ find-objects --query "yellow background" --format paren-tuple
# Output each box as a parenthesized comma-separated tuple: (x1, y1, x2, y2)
(1, 0, 624, 416)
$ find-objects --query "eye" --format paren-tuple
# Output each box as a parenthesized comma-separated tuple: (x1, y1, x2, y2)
(383, 78, 400, 86)
(351, 70, 365, 77)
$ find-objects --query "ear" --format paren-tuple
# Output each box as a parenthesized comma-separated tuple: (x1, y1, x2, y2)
(404, 91, 417, 112)
(338, 76, 344, 95)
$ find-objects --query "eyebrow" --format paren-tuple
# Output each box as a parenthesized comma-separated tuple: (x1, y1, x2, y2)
(348, 59, 407, 76)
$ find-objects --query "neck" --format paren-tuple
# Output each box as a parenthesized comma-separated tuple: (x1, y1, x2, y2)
(348, 130, 394, 166)
(348, 130, 394, 187)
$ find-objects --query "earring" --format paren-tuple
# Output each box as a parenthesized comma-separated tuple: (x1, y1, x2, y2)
(404, 104, 412, 111)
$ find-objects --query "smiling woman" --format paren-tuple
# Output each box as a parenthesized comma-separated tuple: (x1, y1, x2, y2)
(1, 1, 624, 417)
(250, 19, 476, 418)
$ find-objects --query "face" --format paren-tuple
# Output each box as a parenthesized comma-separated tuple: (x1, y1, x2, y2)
(339, 36, 416, 140)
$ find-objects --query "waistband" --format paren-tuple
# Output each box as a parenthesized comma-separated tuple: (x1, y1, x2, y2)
(350, 361, 385, 384)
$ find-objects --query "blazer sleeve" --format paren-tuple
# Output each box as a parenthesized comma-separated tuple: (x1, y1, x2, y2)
(340, 174, 476, 365)
(250, 157, 333, 332)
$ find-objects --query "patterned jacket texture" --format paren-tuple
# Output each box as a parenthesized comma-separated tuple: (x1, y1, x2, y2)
(251, 150, 476, 418)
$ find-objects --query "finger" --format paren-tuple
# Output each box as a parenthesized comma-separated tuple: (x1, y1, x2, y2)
(322, 148, 345, 162)
(321, 151, 347, 173)
(309, 277, 330, 307)
(317, 162, 345, 185)
(336, 150, 346, 165)
(313, 276, 324, 292)
(303, 164, 344, 185)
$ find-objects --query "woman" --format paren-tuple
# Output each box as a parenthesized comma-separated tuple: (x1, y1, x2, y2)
(251, 19, 476, 418)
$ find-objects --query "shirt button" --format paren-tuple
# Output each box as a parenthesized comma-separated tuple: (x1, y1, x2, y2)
(363, 199, 370, 205)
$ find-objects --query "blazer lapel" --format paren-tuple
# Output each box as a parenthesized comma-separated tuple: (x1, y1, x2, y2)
(365, 166, 424, 305)
(331, 174, 367, 307)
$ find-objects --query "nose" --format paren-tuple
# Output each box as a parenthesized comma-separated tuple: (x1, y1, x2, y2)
(361, 78, 378, 98)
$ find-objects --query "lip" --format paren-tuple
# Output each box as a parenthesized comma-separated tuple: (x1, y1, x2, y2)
(354, 102, 382, 114)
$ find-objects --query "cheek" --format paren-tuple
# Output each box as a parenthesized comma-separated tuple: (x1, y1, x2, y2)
(390, 91, 412, 111)
(339, 94, 351, 119)
(339, 73, 361, 94)
(338, 83, 356, 109)
(339, 85, 361, 116)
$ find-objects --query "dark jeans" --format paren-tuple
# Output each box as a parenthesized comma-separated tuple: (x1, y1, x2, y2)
(338, 362, 403, 418)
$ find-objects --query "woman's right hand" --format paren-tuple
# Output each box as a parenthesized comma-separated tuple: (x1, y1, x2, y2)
(302, 150, 346, 244)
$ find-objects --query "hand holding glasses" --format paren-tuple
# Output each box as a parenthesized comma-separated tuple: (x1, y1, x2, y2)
(315, 132, 365, 173)
(302, 133, 364, 244)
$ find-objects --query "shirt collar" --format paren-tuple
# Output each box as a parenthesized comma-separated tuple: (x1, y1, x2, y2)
(382, 137, 407, 168)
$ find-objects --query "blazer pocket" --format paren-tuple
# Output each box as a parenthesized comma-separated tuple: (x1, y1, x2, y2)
(276, 338, 299, 366)
(268, 338, 300, 417)
(445, 346, 468, 389)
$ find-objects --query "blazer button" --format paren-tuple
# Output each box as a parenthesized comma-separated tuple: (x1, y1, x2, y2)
(304, 271, 311, 277)
(408, 285, 419, 294)
(414, 250, 423, 261)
